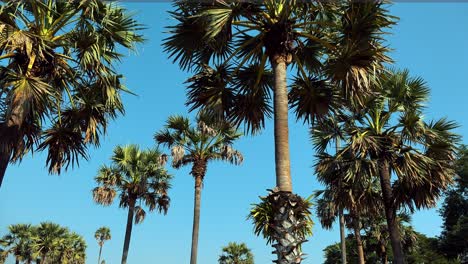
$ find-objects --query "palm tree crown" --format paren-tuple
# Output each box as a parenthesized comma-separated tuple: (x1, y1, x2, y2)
(218, 242, 254, 264)
(95, 227, 111, 247)
(0, 0, 144, 188)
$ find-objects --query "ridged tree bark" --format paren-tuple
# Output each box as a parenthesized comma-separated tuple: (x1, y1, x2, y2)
(190, 160, 206, 264)
(121, 196, 136, 264)
(270, 54, 308, 264)
(378, 161, 404, 264)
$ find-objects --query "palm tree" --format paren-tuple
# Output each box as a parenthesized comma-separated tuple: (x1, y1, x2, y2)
(0, 0, 144, 188)
(218, 242, 254, 264)
(317, 69, 459, 263)
(362, 212, 417, 264)
(95, 227, 111, 264)
(92, 144, 172, 264)
(34, 222, 69, 264)
(164, 2, 394, 261)
(155, 114, 243, 264)
(53, 232, 87, 264)
(0, 224, 35, 264)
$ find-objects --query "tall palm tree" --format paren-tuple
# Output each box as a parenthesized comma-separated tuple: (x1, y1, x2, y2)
(0, 0, 144, 188)
(316, 69, 459, 263)
(92, 144, 172, 264)
(155, 114, 243, 264)
(164, 2, 394, 261)
(218, 242, 254, 264)
(94, 227, 111, 264)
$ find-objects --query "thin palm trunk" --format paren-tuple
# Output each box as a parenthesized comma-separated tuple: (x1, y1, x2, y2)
(336, 139, 347, 264)
(379, 242, 388, 264)
(15, 257, 19, 264)
(121, 197, 136, 264)
(98, 245, 103, 264)
(352, 214, 365, 264)
(190, 175, 203, 264)
(339, 210, 347, 264)
(42, 254, 48, 264)
(378, 161, 404, 264)
(272, 56, 292, 192)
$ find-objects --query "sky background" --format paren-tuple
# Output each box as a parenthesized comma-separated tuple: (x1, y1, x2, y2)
(1, 2, 468, 264)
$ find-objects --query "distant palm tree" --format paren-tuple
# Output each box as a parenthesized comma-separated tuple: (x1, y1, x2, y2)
(0, 0, 144, 189)
(92, 145, 172, 264)
(0, 224, 34, 264)
(315, 69, 459, 263)
(95, 227, 111, 264)
(218, 242, 254, 264)
(362, 212, 418, 264)
(34, 222, 68, 264)
(54, 232, 86, 264)
(164, 2, 395, 261)
(155, 114, 242, 264)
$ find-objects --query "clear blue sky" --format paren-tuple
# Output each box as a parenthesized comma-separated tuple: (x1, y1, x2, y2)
(1, 2, 468, 264)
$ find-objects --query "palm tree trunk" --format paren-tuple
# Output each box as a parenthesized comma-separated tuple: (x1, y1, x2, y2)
(380, 242, 388, 264)
(190, 175, 203, 264)
(42, 254, 48, 264)
(339, 210, 347, 264)
(336, 139, 347, 264)
(0, 97, 28, 188)
(352, 214, 365, 264)
(378, 160, 405, 264)
(15, 257, 19, 264)
(121, 197, 136, 264)
(272, 55, 292, 192)
(98, 245, 103, 264)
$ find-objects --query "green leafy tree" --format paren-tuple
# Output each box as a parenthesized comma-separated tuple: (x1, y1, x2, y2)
(92, 145, 172, 264)
(0, 0, 144, 188)
(218, 242, 254, 264)
(163, 2, 394, 262)
(439, 145, 468, 261)
(316, 69, 459, 263)
(155, 114, 243, 264)
(94, 227, 111, 264)
(0, 224, 35, 264)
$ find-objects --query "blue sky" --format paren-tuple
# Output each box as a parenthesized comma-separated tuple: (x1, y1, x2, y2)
(1, 2, 468, 264)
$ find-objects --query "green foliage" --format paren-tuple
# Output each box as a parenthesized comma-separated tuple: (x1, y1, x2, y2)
(218, 242, 254, 264)
(0, 222, 86, 264)
(0, 0, 143, 176)
(248, 189, 313, 245)
(92, 145, 172, 223)
(155, 113, 243, 173)
(95, 226, 111, 246)
(163, 1, 395, 133)
(439, 145, 468, 260)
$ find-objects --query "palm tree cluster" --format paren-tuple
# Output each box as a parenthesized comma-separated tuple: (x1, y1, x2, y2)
(163, 1, 395, 262)
(0, 222, 86, 264)
(0, 0, 143, 188)
(312, 69, 460, 263)
(0, 1, 464, 264)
